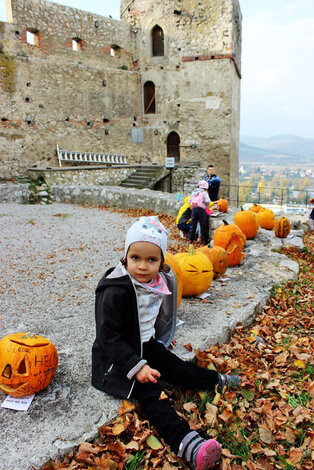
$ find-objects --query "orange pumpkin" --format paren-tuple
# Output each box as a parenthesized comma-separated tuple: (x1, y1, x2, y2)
(165, 252, 183, 307)
(0, 332, 58, 397)
(213, 220, 246, 266)
(234, 209, 260, 239)
(249, 204, 263, 213)
(174, 245, 214, 297)
(197, 245, 229, 278)
(274, 216, 290, 238)
(216, 198, 228, 213)
(258, 208, 276, 230)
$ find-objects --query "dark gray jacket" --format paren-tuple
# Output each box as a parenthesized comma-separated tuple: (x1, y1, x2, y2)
(91, 265, 177, 399)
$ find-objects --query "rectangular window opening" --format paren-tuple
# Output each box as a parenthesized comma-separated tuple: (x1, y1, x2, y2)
(26, 30, 38, 45)
(72, 38, 83, 51)
(110, 44, 121, 58)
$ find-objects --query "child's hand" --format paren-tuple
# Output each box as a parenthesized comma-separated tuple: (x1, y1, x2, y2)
(135, 365, 161, 384)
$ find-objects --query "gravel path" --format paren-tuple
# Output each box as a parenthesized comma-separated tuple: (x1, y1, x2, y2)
(0, 203, 138, 339)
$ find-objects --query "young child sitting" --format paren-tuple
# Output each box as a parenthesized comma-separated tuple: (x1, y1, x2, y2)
(188, 180, 211, 244)
(92, 216, 239, 469)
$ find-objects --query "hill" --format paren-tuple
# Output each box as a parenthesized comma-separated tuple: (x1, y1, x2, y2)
(240, 134, 314, 164)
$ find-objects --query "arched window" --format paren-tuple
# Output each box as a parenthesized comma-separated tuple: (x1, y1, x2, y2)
(152, 25, 164, 57)
(144, 81, 155, 114)
(167, 132, 180, 163)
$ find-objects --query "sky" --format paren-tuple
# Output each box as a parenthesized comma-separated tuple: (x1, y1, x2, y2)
(1, 0, 314, 140)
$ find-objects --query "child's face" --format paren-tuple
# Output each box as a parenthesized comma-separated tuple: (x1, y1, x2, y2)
(126, 241, 162, 283)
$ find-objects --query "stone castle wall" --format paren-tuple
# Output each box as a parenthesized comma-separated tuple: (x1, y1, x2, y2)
(1, 1, 142, 177)
(1, 0, 241, 199)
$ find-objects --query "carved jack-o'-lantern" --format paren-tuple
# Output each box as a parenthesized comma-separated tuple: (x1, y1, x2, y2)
(213, 220, 246, 267)
(197, 245, 229, 278)
(0, 332, 58, 397)
(165, 252, 183, 308)
(174, 245, 214, 297)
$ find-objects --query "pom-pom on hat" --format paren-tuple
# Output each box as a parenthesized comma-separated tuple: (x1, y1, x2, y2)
(124, 216, 168, 259)
(198, 180, 209, 189)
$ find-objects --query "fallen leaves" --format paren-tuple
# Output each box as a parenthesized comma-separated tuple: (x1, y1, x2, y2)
(146, 435, 163, 451)
(41, 233, 313, 470)
(258, 426, 274, 445)
(118, 400, 135, 416)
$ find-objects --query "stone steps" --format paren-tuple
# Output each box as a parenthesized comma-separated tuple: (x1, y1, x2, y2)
(120, 165, 164, 189)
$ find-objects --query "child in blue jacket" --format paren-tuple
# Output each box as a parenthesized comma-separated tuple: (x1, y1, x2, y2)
(92, 216, 239, 469)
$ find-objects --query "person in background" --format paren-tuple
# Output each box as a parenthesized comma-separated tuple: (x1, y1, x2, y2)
(308, 197, 314, 231)
(188, 180, 211, 244)
(176, 196, 192, 237)
(204, 164, 221, 202)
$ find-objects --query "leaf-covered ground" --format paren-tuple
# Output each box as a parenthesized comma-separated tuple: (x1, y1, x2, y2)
(40, 213, 313, 470)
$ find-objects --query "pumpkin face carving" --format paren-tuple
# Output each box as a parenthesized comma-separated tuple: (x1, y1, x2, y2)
(165, 252, 183, 307)
(0, 332, 58, 397)
(174, 245, 214, 297)
(197, 245, 229, 278)
(213, 221, 246, 266)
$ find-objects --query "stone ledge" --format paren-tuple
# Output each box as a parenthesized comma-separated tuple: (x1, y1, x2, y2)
(0, 183, 30, 203)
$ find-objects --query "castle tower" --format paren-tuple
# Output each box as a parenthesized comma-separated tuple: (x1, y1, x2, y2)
(120, 0, 242, 197)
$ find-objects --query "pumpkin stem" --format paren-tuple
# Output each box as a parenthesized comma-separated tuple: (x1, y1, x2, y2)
(187, 244, 196, 255)
(222, 220, 229, 225)
(22, 332, 38, 339)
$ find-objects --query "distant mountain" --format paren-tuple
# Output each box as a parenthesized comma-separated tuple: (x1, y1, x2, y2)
(240, 134, 314, 164)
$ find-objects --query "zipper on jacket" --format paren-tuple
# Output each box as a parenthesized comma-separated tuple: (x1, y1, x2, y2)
(102, 363, 113, 385)
(127, 280, 141, 399)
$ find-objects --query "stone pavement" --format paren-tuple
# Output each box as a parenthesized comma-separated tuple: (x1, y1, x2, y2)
(0, 201, 302, 470)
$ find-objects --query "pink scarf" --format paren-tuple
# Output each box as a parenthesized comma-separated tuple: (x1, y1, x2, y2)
(143, 273, 171, 295)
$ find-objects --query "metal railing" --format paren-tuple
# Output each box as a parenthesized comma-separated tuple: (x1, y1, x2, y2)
(56, 143, 127, 167)
(170, 177, 313, 213)
(220, 184, 313, 213)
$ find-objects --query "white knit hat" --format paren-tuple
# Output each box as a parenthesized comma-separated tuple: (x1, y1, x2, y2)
(124, 216, 168, 259)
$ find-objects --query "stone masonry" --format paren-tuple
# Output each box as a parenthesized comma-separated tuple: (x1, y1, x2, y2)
(0, 0, 241, 201)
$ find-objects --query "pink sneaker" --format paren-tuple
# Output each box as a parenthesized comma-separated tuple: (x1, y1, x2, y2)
(195, 439, 222, 469)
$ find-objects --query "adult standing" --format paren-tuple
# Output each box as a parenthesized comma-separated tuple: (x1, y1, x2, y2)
(204, 164, 221, 201)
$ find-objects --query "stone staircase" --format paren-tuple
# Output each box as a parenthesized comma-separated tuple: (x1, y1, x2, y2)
(120, 165, 168, 189)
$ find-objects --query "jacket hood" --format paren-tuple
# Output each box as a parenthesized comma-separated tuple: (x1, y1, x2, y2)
(96, 264, 130, 293)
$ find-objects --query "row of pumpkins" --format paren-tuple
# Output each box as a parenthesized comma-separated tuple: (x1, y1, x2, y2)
(166, 201, 291, 303)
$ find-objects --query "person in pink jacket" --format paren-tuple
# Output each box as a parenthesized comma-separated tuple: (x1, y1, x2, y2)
(188, 180, 211, 244)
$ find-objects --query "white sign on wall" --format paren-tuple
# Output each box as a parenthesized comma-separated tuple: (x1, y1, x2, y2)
(165, 157, 175, 168)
